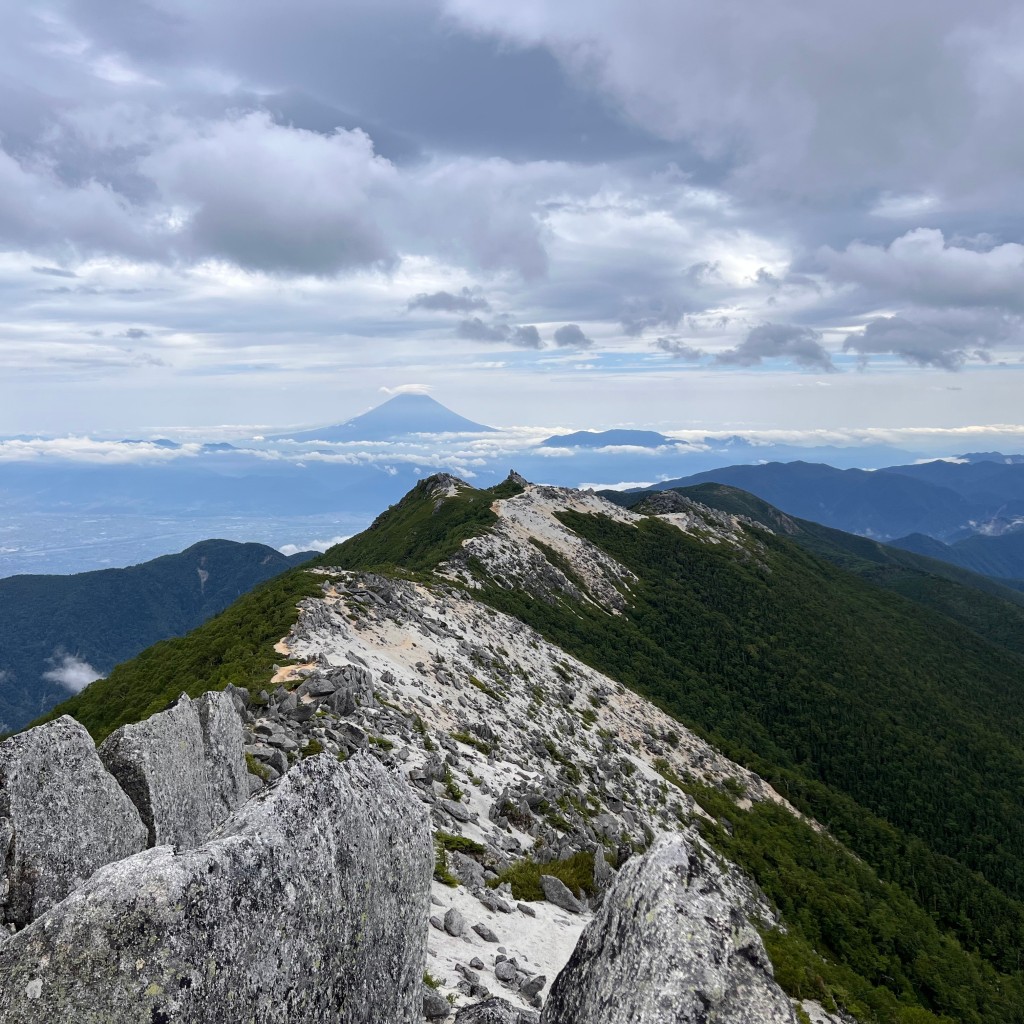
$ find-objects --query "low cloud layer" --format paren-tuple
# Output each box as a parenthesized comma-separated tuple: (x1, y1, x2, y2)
(42, 652, 103, 693)
(279, 535, 350, 557)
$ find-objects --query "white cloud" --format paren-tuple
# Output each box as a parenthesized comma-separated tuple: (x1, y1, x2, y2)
(279, 535, 350, 556)
(0, 437, 195, 464)
(443, 0, 1024, 199)
(822, 229, 1024, 312)
(42, 652, 102, 692)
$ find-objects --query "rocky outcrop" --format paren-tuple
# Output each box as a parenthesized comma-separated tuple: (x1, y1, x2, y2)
(99, 690, 249, 849)
(0, 716, 147, 930)
(0, 753, 433, 1023)
(541, 835, 797, 1024)
(455, 998, 540, 1024)
(195, 690, 253, 818)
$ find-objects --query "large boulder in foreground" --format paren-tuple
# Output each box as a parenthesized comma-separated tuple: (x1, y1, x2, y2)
(541, 835, 797, 1024)
(0, 716, 147, 930)
(0, 753, 433, 1023)
(99, 691, 249, 849)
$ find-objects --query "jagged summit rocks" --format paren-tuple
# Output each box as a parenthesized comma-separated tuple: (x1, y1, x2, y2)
(541, 836, 798, 1024)
(0, 716, 147, 931)
(98, 691, 250, 849)
(0, 754, 433, 1023)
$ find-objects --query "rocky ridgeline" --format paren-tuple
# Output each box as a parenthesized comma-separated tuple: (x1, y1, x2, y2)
(237, 479, 835, 1020)
(0, 479, 844, 1022)
(443, 481, 768, 610)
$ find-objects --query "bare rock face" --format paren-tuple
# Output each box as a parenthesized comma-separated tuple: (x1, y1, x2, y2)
(0, 753, 433, 1023)
(99, 691, 249, 849)
(0, 716, 147, 930)
(455, 998, 539, 1024)
(195, 690, 252, 820)
(541, 836, 797, 1024)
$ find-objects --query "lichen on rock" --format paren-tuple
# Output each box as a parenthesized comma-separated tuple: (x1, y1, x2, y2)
(98, 690, 249, 849)
(0, 715, 147, 930)
(541, 835, 797, 1024)
(0, 753, 433, 1023)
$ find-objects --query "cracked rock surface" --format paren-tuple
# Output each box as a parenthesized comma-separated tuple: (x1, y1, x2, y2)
(0, 715, 147, 931)
(0, 753, 432, 1023)
(99, 691, 249, 850)
(541, 835, 797, 1024)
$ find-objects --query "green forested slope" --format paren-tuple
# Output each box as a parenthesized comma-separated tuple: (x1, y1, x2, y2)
(0, 539, 314, 732)
(604, 481, 1024, 660)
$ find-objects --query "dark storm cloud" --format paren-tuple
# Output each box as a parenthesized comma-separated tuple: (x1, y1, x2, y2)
(715, 324, 835, 372)
(408, 289, 490, 313)
(552, 324, 593, 348)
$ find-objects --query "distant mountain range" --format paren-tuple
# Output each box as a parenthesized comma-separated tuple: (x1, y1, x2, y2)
(893, 530, 1024, 586)
(635, 455, 1024, 544)
(0, 539, 314, 732)
(272, 392, 496, 443)
(541, 429, 683, 448)
(3, 392, 1022, 580)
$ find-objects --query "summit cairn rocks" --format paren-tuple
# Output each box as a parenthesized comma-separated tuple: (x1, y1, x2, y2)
(99, 691, 249, 849)
(541, 835, 798, 1024)
(0, 753, 433, 1023)
(0, 716, 147, 930)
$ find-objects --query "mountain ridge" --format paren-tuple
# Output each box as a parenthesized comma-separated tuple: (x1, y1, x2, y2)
(0, 538, 315, 732)
(36, 471, 1024, 1022)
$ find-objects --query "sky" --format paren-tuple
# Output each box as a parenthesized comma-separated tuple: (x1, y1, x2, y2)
(3, 0, 1024, 440)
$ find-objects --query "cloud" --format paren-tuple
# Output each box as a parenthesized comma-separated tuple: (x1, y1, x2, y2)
(144, 114, 398, 275)
(456, 318, 543, 347)
(442, 1, 1024, 200)
(511, 325, 542, 348)
(843, 316, 982, 370)
(408, 288, 490, 313)
(715, 323, 835, 372)
(42, 651, 103, 693)
(654, 337, 705, 361)
(379, 383, 433, 395)
(123, 327, 150, 339)
(0, 438, 196, 464)
(457, 317, 509, 342)
(32, 266, 77, 278)
(279, 535, 350, 556)
(552, 323, 593, 348)
(821, 230, 1024, 312)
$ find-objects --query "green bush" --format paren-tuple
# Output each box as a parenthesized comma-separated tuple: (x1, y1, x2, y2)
(489, 851, 596, 902)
